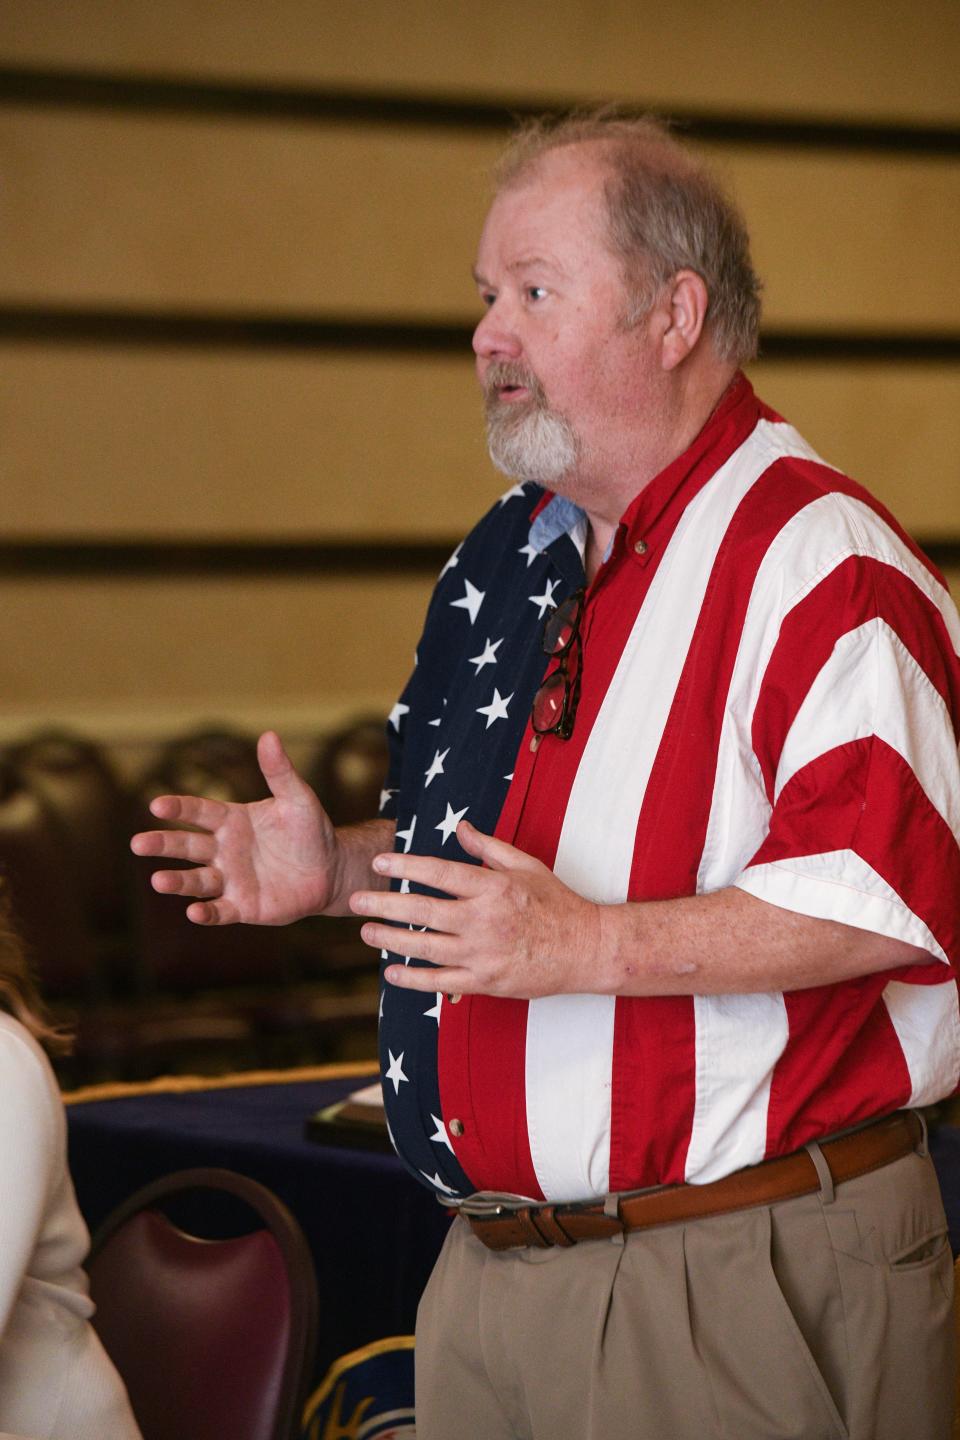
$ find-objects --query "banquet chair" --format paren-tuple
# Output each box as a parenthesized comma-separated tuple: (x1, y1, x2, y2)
(87, 1167, 318, 1440)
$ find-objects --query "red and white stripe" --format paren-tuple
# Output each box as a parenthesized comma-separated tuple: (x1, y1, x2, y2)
(441, 403, 960, 1202)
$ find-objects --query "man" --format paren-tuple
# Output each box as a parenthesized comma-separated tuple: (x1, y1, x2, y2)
(133, 114, 960, 1438)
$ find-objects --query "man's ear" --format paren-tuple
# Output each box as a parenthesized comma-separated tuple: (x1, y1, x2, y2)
(660, 269, 709, 371)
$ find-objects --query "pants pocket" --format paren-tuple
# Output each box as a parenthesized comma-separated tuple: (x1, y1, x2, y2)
(687, 1207, 849, 1440)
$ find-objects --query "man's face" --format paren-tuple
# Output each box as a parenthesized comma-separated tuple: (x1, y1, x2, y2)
(472, 145, 658, 498)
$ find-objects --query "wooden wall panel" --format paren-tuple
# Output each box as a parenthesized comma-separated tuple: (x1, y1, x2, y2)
(0, 345, 498, 538)
(0, 572, 433, 741)
(2, 111, 959, 331)
(745, 362, 960, 536)
(0, 112, 496, 317)
(4, 0, 959, 124)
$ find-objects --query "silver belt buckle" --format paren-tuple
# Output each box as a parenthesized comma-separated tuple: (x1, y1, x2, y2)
(449, 1190, 540, 1219)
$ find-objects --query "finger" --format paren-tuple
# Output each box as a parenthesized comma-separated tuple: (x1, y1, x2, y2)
(456, 819, 542, 873)
(146, 793, 228, 830)
(185, 897, 242, 926)
(349, 890, 454, 930)
(130, 829, 216, 864)
(383, 962, 473, 994)
(359, 922, 457, 966)
(370, 850, 490, 896)
(257, 730, 320, 807)
(151, 865, 223, 899)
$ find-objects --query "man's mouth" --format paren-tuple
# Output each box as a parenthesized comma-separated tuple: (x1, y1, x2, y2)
(484, 364, 541, 407)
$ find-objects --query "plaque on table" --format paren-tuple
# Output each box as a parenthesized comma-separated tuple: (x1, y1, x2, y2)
(306, 1080, 393, 1152)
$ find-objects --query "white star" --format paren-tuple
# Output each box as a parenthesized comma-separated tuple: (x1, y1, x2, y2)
(468, 636, 503, 674)
(503, 772, 514, 782)
(379, 787, 397, 812)
(439, 542, 462, 579)
(428, 698, 448, 728)
(395, 814, 417, 853)
(423, 747, 450, 788)
(429, 1114, 454, 1152)
(518, 542, 539, 568)
(388, 701, 410, 732)
(450, 578, 485, 625)
(399, 877, 411, 894)
(385, 1050, 409, 1094)
(476, 687, 514, 729)
(420, 1170, 459, 1195)
(528, 578, 561, 619)
(497, 484, 527, 506)
(424, 993, 442, 1024)
(436, 802, 469, 845)
(379, 989, 385, 1020)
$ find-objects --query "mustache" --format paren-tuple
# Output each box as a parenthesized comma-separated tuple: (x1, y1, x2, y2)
(482, 361, 547, 405)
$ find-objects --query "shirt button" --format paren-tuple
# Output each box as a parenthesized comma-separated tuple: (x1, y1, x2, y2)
(448, 993, 462, 1004)
(634, 539, 648, 556)
(449, 1118, 465, 1138)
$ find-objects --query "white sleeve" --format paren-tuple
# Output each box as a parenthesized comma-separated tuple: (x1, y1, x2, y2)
(0, 1028, 60, 1337)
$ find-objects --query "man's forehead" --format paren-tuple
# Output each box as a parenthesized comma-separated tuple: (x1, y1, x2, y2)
(477, 153, 610, 251)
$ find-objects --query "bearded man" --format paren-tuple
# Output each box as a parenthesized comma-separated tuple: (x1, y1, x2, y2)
(134, 113, 960, 1439)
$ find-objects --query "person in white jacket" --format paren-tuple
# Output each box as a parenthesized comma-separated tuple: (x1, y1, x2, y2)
(0, 897, 141, 1440)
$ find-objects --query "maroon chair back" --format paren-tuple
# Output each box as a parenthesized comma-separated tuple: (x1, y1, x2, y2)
(87, 1168, 317, 1440)
(0, 755, 95, 997)
(308, 717, 389, 827)
(8, 729, 130, 938)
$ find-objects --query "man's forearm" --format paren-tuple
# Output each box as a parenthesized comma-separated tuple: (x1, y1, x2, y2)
(596, 887, 932, 997)
(323, 818, 397, 916)
(352, 826, 933, 998)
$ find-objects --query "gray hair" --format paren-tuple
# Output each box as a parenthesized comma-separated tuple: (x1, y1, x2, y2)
(494, 112, 762, 366)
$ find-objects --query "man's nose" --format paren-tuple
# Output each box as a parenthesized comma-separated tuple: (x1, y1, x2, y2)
(472, 304, 522, 360)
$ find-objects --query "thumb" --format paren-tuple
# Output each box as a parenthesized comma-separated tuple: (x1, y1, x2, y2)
(456, 819, 542, 873)
(257, 730, 314, 804)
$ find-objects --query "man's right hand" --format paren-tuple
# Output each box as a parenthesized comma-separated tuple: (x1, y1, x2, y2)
(130, 730, 345, 926)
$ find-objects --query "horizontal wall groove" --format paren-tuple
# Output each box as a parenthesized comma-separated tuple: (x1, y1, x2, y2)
(2, 305, 960, 361)
(0, 540, 453, 577)
(0, 537, 956, 578)
(1, 65, 959, 156)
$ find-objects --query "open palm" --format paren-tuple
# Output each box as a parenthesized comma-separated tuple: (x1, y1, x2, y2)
(131, 731, 341, 926)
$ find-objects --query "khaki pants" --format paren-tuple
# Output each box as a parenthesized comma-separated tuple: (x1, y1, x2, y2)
(415, 1148, 954, 1439)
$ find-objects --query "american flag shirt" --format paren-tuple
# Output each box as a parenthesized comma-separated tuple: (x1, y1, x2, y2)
(379, 374, 960, 1204)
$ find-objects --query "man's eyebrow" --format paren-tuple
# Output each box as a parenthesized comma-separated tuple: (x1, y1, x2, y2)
(508, 255, 563, 275)
(471, 256, 566, 287)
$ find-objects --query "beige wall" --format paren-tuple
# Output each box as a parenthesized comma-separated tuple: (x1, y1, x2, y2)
(0, 1, 957, 747)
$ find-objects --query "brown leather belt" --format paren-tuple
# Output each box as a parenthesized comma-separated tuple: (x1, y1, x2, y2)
(462, 1110, 923, 1252)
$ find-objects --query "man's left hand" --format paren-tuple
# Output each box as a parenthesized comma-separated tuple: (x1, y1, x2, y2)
(349, 819, 602, 998)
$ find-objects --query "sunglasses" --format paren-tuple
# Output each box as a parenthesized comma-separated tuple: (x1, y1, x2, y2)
(531, 588, 585, 741)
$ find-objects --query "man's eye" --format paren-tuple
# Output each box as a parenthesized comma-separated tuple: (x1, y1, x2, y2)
(526, 287, 548, 302)
(480, 292, 496, 308)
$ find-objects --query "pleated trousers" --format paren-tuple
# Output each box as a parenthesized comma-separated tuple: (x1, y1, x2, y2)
(415, 1148, 954, 1440)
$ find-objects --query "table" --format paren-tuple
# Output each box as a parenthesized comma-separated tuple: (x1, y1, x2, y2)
(65, 1064, 452, 1389)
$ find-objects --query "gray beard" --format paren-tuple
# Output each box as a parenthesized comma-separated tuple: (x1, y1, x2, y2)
(485, 396, 580, 486)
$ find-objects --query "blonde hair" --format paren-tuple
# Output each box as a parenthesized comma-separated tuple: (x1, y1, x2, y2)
(494, 111, 762, 365)
(0, 886, 72, 1056)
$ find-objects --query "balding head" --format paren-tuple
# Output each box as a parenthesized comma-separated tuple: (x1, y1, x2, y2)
(494, 113, 762, 367)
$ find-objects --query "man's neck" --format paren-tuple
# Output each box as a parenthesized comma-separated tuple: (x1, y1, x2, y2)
(580, 363, 739, 581)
